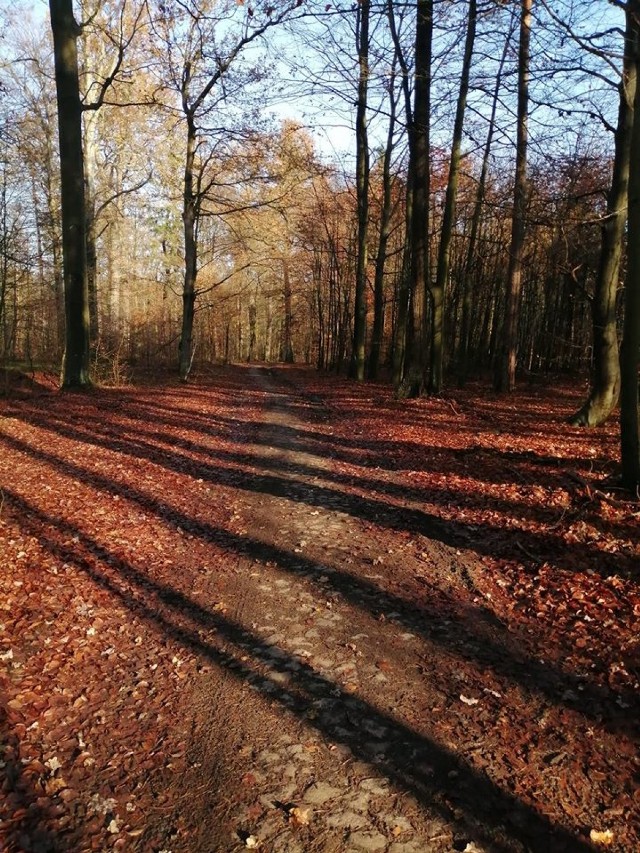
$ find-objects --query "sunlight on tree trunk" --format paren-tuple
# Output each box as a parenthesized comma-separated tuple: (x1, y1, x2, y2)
(49, 0, 91, 388)
(569, 9, 636, 426)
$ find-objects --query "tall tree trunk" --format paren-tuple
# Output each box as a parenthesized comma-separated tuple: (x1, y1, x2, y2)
(430, 0, 476, 394)
(49, 0, 91, 388)
(412, 0, 433, 395)
(0, 167, 8, 352)
(350, 0, 370, 381)
(368, 68, 398, 380)
(179, 114, 198, 381)
(457, 7, 513, 386)
(620, 0, 640, 493)
(282, 258, 294, 362)
(387, 0, 414, 390)
(494, 0, 531, 393)
(570, 9, 636, 426)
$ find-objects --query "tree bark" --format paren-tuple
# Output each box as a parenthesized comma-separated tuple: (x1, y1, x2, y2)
(368, 67, 398, 380)
(179, 111, 198, 382)
(430, 0, 476, 394)
(413, 0, 433, 395)
(350, 0, 370, 381)
(570, 8, 636, 426)
(494, 0, 531, 393)
(620, 0, 640, 493)
(282, 258, 294, 362)
(49, 0, 91, 388)
(387, 0, 414, 390)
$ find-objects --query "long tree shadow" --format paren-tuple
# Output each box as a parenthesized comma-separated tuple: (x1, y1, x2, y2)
(2, 412, 636, 583)
(6, 386, 543, 484)
(14, 389, 634, 553)
(9, 398, 620, 552)
(0, 432, 636, 736)
(4, 489, 598, 853)
(0, 705, 64, 851)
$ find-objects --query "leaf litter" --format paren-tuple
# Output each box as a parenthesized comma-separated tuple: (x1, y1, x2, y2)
(0, 365, 637, 852)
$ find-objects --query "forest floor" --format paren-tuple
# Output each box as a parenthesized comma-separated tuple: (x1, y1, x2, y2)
(0, 364, 638, 853)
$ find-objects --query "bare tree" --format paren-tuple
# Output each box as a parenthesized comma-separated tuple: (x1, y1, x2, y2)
(568, 5, 635, 425)
(49, 0, 90, 387)
(349, 0, 370, 381)
(620, 0, 640, 491)
(494, 0, 531, 393)
(367, 59, 400, 381)
(150, 0, 301, 381)
(429, 0, 477, 394)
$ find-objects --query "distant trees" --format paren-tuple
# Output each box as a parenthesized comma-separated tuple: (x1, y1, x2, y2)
(0, 0, 633, 470)
(150, 0, 302, 381)
(1, 0, 634, 486)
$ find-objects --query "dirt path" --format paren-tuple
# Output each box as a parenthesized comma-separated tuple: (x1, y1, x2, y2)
(168, 369, 595, 853)
(176, 368, 466, 853)
(1, 366, 637, 853)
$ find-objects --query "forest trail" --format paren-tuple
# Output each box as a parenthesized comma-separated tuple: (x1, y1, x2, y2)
(179, 366, 494, 853)
(0, 367, 637, 852)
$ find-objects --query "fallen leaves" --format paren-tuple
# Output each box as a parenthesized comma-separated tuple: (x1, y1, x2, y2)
(0, 369, 638, 853)
(590, 828, 615, 846)
(287, 805, 311, 827)
(43, 776, 68, 796)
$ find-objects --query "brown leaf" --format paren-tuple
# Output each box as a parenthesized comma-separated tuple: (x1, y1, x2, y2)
(44, 776, 68, 796)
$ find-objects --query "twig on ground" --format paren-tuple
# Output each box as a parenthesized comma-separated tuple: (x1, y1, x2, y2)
(445, 399, 462, 417)
(515, 540, 543, 564)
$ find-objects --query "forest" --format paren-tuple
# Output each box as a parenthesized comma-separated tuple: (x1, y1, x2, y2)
(0, 2, 639, 852)
(0, 0, 638, 486)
